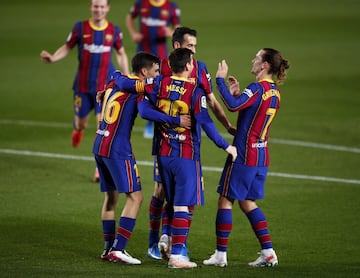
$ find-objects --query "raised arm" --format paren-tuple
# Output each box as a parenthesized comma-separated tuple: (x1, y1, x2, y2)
(216, 60, 257, 111)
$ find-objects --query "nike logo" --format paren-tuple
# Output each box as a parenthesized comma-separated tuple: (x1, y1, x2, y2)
(83, 34, 91, 38)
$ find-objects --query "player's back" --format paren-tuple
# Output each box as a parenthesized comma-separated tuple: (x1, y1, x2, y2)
(93, 80, 139, 159)
(152, 76, 203, 160)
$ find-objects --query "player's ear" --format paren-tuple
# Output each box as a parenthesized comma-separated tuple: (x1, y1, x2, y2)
(140, 67, 147, 78)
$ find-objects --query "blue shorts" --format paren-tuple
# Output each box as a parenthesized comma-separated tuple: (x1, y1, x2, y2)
(217, 156, 268, 201)
(74, 91, 102, 118)
(157, 156, 204, 207)
(94, 155, 142, 193)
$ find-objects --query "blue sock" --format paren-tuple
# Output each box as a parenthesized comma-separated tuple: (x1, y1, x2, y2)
(113, 217, 136, 251)
(247, 208, 272, 249)
(216, 209, 232, 252)
(102, 220, 115, 250)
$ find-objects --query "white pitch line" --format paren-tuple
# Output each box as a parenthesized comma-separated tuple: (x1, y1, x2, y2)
(1, 119, 360, 154)
(0, 148, 359, 185)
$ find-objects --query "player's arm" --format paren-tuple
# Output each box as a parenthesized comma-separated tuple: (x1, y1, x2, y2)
(125, 13, 143, 43)
(206, 92, 236, 135)
(216, 78, 258, 111)
(197, 61, 235, 135)
(40, 44, 71, 63)
(114, 46, 130, 75)
(216, 60, 257, 111)
(96, 72, 146, 103)
(112, 71, 157, 94)
(165, 2, 181, 37)
(195, 93, 237, 161)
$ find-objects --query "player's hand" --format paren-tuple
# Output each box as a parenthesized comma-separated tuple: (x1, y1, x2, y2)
(228, 76, 240, 96)
(225, 145, 237, 162)
(216, 60, 228, 78)
(164, 26, 174, 38)
(227, 125, 237, 136)
(96, 90, 105, 103)
(179, 115, 191, 129)
(132, 33, 143, 43)
(40, 50, 52, 63)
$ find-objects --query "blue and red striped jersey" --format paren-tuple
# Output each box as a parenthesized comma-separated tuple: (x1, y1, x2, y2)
(160, 57, 212, 95)
(129, 0, 180, 59)
(216, 78, 281, 167)
(92, 77, 140, 159)
(142, 76, 228, 160)
(66, 19, 124, 94)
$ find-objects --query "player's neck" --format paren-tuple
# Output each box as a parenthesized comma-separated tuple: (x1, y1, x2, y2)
(173, 71, 189, 79)
(256, 72, 272, 82)
(91, 18, 106, 28)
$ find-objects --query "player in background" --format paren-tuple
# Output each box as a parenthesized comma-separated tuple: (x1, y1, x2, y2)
(126, 0, 181, 139)
(137, 48, 237, 268)
(40, 0, 129, 182)
(203, 48, 290, 267)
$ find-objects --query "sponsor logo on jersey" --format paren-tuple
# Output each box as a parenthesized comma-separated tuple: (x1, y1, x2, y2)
(84, 43, 111, 54)
(141, 17, 167, 27)
(251, 141, 267, 148)
(96, 129, 110, 137)
(164, 133, 186, 141)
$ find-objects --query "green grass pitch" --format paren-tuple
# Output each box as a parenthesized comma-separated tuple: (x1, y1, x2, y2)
(1, 0, 360, 277)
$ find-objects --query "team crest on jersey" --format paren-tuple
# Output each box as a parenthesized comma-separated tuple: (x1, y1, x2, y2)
(161, 10, 169, 17)
(105, 34, 113, 42)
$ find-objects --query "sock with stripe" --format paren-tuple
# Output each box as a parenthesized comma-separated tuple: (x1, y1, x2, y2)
(148, 195, 164, 247)
(161, 203, 173, 236)
(102, 220, 115, 250)
(246, 207, 273, 249)
(113, 217, 136, 251)
(215, 209, 233, 252)
(170, 211, 189, 255)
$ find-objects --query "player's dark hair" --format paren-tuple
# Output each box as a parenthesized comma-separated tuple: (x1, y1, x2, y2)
(131, 52, 160, 74)
(172, 27, 197, 47)
(169, 48, 193, 74)
(262, 48, 290, 85)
